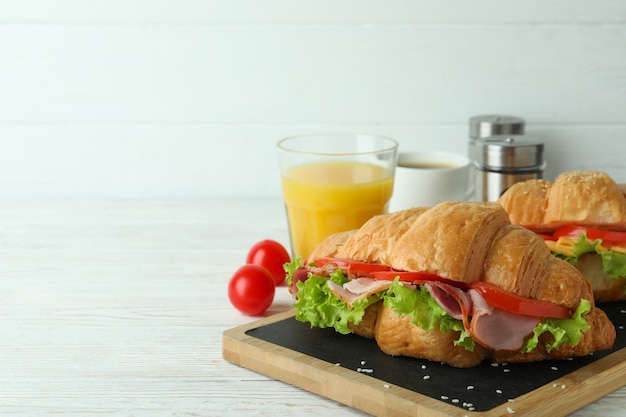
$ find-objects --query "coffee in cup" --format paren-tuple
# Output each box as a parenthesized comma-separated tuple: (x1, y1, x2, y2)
(389, 151, 471, 212)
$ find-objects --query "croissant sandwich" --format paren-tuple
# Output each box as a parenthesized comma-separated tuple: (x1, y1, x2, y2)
(285, 202, 615, 368)
(498, 171, 626, 302)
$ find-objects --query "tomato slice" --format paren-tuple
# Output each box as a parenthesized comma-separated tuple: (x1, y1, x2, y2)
(537, 233, 557, 242)
(312, 257, 393, 276)
(470, 282, 571, 319)
(370, 270, 453, 283)
(313, 258, 453, 283)
(553, 225, 626, 248)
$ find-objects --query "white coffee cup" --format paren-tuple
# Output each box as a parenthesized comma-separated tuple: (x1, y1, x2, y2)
(389, 151, 471, 212)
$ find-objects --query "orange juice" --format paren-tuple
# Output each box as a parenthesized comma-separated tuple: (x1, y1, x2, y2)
(281, 160, 394, 259)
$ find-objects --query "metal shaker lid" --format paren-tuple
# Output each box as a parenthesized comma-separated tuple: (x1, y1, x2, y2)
(475, 135, 544, 169)
(469, 115, 525, 139)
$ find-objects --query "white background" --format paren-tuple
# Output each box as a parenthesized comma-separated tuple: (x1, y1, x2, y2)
(1, 0, 625, 200)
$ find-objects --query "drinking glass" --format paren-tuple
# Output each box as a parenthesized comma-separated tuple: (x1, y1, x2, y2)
(277, 133, 398, 259)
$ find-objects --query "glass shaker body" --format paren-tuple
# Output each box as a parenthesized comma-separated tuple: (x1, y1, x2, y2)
(468, 115, 525, 200)
(474, 135, 545, 202)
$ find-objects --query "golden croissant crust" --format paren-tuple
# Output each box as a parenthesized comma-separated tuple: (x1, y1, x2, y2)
(497, 171, 626, 232)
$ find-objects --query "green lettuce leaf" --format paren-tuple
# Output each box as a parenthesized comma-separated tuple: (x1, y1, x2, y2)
(522, 299, 591, 353)
(383, 280, 474, 351)
(556, 233, 626, 280)
(571, 234, 602, 258)
(293, 267, 381, 334)
(283, 257, 303, 287)
(599, 250, 626, 280)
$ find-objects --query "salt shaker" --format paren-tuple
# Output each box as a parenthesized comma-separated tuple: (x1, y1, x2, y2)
(474, 135, 546, 202)
(468, 115, 525, 199)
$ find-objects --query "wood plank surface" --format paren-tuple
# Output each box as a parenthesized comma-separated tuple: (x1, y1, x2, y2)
(0, 200, 623, 416)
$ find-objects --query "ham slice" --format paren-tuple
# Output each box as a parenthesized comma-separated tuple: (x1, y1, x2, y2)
(344, 277, 397, 295)
(424, 282, 472, 321)
(327, 278, 415, 307)
(327, 280, 362, 306)
(468, 289, 540, 351)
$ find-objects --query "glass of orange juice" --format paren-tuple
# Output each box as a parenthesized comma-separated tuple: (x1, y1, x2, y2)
(277, 133, 398, 260)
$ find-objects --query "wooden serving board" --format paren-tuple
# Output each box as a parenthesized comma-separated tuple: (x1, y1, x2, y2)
(222, 302, 626, 417)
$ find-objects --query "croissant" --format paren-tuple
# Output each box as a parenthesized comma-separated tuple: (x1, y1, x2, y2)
(498, 171, 626, 302)
(288, 202, 615, 368)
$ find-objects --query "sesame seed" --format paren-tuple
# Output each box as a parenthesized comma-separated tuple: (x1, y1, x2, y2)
(507, 406, 516, 414)
(361, 360, 366, 365)
(467, 385, 475, 390)
(421, 364, 427, 369)
(561, 384, 567, 389)
(551, 366, 559, 371)
(441, 395, 449, 400)
(383, 384, 390, 389)
(423, 375, 431, 380)
(496, 389, 503, 394)
(503, 369, 511, 373)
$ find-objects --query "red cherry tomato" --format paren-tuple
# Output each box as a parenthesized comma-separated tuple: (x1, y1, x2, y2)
(246, 240, 291, 286)
(228, 264, 276, 316)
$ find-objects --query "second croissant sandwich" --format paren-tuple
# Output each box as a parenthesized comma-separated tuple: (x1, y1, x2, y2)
(285, 202, 615, 368)
(497, 170, 626, 302)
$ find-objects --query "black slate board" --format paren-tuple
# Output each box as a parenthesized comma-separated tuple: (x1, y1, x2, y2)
(246, 301, 626, 413)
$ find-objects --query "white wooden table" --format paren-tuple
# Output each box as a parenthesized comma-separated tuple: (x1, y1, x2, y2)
(0, 200, 623, 416)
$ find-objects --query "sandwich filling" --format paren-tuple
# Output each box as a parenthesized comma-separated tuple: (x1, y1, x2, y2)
(286, 258, 591, 354)
(538, 225, 626, 285)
